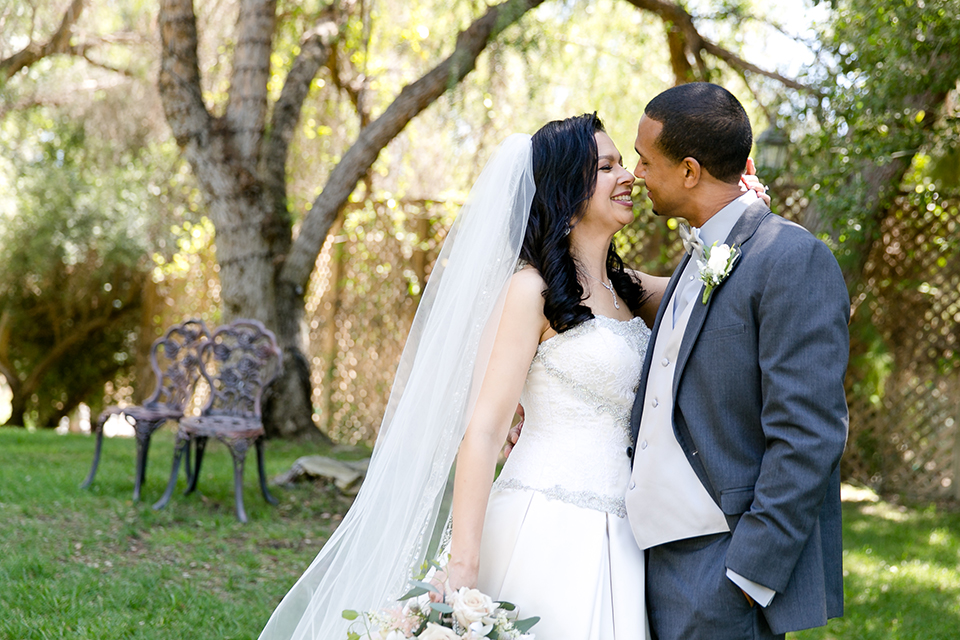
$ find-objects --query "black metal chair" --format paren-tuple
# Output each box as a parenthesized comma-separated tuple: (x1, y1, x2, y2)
(82, 319, 210, 501)
(152, 319, 283, 523)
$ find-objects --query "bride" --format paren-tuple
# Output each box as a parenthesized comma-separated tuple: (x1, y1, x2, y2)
(258, 114, 766, 639)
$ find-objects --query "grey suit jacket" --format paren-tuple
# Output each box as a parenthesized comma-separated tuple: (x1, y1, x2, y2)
(630, 201, 849, 634)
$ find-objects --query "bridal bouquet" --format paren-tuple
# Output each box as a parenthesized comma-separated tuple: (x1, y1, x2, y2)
(343, 561, 538, 640)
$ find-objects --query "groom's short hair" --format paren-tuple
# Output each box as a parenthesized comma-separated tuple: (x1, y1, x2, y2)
(644, 83, 752, 184)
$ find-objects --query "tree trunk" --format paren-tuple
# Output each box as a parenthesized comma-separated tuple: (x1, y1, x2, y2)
(158, 0, 546, 441)
(5, 392, 26, 428)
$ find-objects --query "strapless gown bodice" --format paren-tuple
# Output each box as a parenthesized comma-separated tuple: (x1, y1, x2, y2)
(478, 314, 652, 639)
(493, 315, 651, 517)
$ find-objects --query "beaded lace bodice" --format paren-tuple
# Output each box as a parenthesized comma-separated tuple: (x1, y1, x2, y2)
(492, 315, 651, 517)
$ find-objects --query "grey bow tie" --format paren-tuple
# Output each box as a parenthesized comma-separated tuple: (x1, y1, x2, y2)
(678, 222, 705, 258)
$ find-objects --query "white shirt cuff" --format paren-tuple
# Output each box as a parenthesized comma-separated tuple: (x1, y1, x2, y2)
(726, 569, 776, 607)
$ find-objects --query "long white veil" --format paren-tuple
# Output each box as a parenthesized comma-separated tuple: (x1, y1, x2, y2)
(259, 134, 535, 640)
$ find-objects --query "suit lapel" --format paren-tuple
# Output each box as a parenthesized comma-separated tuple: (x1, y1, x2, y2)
(672, 201, 772, 399)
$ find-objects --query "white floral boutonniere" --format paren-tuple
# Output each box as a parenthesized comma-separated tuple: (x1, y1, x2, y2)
(696, 242, 740, 304)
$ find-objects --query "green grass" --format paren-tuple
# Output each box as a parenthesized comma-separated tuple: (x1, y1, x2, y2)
(0, 427, 365, 640)
(1, 428, 958, 639)
(792, 493, 960, 640)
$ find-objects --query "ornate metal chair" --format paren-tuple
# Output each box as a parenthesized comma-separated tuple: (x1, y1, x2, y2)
(82, 319, 210, 501)
(152, 319, 282, 523)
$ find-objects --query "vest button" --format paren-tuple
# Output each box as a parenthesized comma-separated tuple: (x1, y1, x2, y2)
(661, 357, 670, 367)
(629, 481, 636, 490)
(651, 398, 659, 408)
(640, 440, 648, 450)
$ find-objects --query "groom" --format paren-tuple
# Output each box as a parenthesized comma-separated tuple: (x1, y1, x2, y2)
(625, 83, 849, 639)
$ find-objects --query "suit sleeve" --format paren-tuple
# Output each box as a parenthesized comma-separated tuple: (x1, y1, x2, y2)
(724, 236, 850, 593)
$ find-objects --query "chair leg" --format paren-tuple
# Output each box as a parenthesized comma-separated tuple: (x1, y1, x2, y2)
(133, 432, 151, 502)
(229, 442, 249, 523)
(153, 435, 188, 511)
(81, 419, 106, 489)
(256, 438, 278, 506)
(184, 437, 194, 487)
(185, 436, 207, 496)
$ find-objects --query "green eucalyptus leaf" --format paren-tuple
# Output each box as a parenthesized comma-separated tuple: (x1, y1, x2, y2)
(514, 616, 540, 633)
(429, 602, 454, 614)
(411, 579, 441, 594)
(398, 586, 429, 601)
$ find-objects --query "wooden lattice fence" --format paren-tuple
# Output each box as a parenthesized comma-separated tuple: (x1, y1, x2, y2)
(303, 191, 960, 504)
(839, 194, 960, 503)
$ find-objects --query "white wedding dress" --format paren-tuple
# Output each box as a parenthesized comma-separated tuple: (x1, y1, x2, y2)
(476, 315, 652, 640)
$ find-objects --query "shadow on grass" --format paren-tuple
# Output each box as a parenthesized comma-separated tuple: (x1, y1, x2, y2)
(791, 499, 960, 640)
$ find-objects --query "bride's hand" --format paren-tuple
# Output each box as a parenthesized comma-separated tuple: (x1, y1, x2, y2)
(445, 558, 477, 595)
(504, 403, 524, 458)
(740, 158, 771, 206)
(428, 570, 450, 603)
(428, 558, 477, 602)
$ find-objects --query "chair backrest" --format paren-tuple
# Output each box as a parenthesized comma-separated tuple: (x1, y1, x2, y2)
(145, 319, 211, 411)
(197, 319, 283, 418)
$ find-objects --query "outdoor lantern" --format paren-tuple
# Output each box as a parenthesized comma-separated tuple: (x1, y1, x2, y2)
(755, 126, 789, 171)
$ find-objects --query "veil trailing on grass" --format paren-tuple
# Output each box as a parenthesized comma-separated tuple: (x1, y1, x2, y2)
(258, 134, 535, 640)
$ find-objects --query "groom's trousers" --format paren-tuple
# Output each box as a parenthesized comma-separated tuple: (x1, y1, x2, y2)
(646, 533, 784, 640)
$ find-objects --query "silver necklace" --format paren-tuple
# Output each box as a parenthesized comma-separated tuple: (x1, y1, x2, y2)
(584, 272, 620, 310)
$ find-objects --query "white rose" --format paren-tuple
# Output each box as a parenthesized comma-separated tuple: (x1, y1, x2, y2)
(451, 588, 496, 627)
(416, 622, 460, 640)
(384, 631, 408, 640)
(707, 244, 732, 273)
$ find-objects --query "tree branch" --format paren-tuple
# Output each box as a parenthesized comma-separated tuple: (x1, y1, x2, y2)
(327, 39, 369, 126)
(81, 51, 135, 78)
(622, 0, 816, 93)
(279, 0, 546, 291)
(158, 0, 213, 152)
(261, 17, 339, 210)
(158, 0, 245, 228)
(665, 24, 694, 85)
(0, 0, 86, 80)
(224, 0, 278, 165)
(700, 39, 812, 93)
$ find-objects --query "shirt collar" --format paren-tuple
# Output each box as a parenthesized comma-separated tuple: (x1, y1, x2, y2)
(698, 190, 758, 249)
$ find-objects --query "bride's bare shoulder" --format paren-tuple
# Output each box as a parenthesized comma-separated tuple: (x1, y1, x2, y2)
(511, 264, 547, 292)
(506, 266, 549, 334)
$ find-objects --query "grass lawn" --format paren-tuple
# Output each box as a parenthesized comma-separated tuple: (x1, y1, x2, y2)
(0, 427, 364, 640)
(1, 428, 958, 639)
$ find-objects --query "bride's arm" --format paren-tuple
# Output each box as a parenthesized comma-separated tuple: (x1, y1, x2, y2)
(628, 269, 670, 328)
(445, 268, 548, 592)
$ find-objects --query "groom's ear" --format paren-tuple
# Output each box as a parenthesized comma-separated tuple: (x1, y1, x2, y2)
(680, 157, 701, 188)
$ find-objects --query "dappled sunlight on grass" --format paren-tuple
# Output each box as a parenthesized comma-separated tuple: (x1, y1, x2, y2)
(792, 496, 960, 640)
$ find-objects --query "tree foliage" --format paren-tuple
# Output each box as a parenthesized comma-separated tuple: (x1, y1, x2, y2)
(786, 0, 960, 287)
(0, 105, 194, 427)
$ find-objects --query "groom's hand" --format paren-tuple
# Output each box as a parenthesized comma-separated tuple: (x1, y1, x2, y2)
(503, 403, 524, 458)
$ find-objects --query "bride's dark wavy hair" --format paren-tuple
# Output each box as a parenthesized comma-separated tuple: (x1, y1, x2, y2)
(521, 113, 646, 332)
